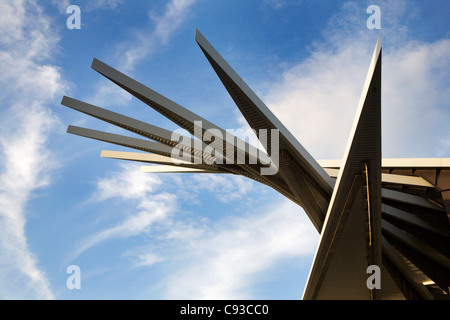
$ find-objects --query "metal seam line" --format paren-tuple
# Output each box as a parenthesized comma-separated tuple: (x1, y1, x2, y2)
(364, 162, 372, 248)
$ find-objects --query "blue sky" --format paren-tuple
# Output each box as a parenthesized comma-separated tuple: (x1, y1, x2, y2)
(0, 0, 449, 300)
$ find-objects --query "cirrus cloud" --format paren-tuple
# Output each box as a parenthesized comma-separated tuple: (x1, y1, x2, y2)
(0, 0, 69, 299)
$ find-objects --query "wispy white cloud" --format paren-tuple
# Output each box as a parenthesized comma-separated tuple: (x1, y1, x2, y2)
(382, 39, 450, 157)
(0, 0, 68, 299)
(51, 0, 70, 13)
(73, 160, 316, 299)
(85, 0, 123, 11)
(89, 0, 197, 107)
(69, 163, 176, 260)
(264, 0, 450, 160)
(134, 252, 165, 268)
(264, 42, 371, 160)
(262, 0, 286, 10)
(51, 0, 123, 13)
(160, 199, 317, 299)
(119, 0, 196, 72)
(93, 163, 163, 201)
(149, 0, 196, 46)
(190, 174, 256, 203)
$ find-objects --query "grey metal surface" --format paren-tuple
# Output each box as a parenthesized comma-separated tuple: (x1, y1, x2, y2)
(382, 237, 434, 300)
(382, 204, 450, 238)
(303, 38, 383, 299)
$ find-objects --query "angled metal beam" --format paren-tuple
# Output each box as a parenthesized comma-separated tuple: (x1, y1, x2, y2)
(382, 220, 450, 270)
(195, 29, 333, 228)
(67, 125, 202, 163)
(62, 97, 279, 182)
(319, 158, 450, 169)
(280, 152, 328, 231)
(324, 168, 434, 187)
(382, 204, 450, 238)
(382, 158, 450, 168)
(140, 166, 223, 174)
(382, 237, 434, 300)
(194, 30, 332, 185)
(303, 37, 382, 300)
(100, 150, 224, 172)
(90, 58, 271, 169)
(101, 150, 192, 165)
(61, 28, 450, 301)
(379, 174, 434, 187)
(382, 188, 444, 211)
(61, 96, 218, 164)
(303, 174, 365, 299)
(89, 57, 308, 211)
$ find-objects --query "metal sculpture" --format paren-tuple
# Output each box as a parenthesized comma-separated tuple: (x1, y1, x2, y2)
(62, 30, 450, 300)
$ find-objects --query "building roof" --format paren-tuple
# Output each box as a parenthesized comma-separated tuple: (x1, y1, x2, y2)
(61, 30, 450, 300)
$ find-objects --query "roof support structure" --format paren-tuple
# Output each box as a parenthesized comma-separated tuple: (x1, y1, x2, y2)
(303, 37, 383, 300)
(61, 30, 450, 300)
